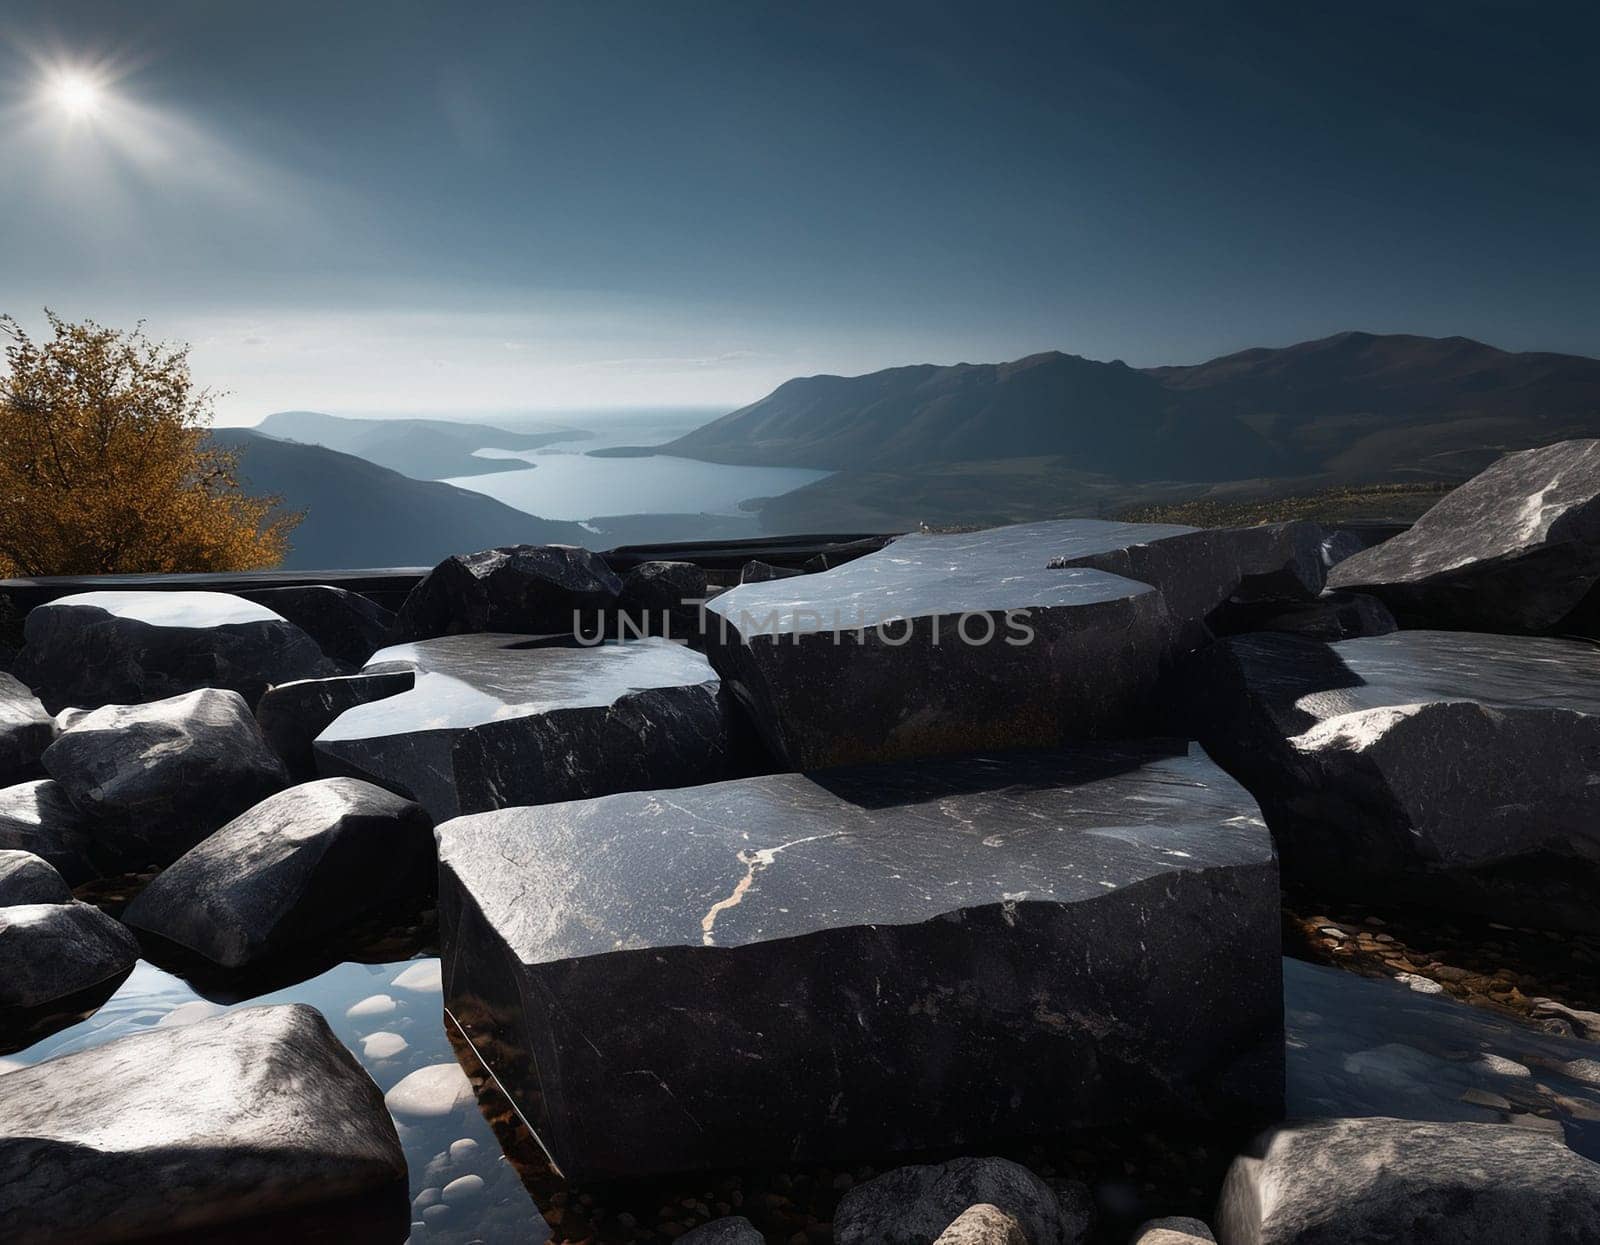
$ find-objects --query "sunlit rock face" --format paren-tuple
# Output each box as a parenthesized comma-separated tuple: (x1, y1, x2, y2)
(1216, 1117, 1600, 1245)
(14, 589, 338, 713)
(239, 584, 396, 667)
(43, 688, 289, 869)
(124, 778, 434, 970)
(706, 522, 1185, 770)
(437, 743, 1282, 1180)
(0, 849, 70, 905)
(1329, 438, 1600, 633)
(391, 544, 622, 642)
(0, 780, 99, 885)
(0, 901, 136, 1028)
(0, 672, 54, 787)
(255, 670, 415, 781)
(0, 1004, 408, 1240)
(1181, 630, 1600, 931)
(314, 634, 730, 821)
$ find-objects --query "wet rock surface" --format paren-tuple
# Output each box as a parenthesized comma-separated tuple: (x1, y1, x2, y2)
(1182, 629, 1600, 931)
(43, 688, 290, 869)
(1328, 438, 1600, 632)
(438, 743, 1282, 1180)
(393, 544, 622, 642)
(124, 778, 434, 969)
(709, 522, 1184, 769)
(1215, 1116, 1600, 1245)
(15, 589, 338, 712)
(0, 848, 71, 905)
(316, 634, 729, 820)
(0, 670, 54, 786)
(0, 900, 136, 1017)
(0, 780, 100, 885)
(240, 584, 396, 666)
(255, 669, 415, 781)
(834, 1156, 1090, 1245)
(0, 1002, 408, 1241)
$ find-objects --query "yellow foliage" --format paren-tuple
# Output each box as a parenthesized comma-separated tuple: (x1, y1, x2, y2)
(0, 311, 300, 577)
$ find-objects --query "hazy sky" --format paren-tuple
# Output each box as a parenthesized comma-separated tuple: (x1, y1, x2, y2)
(3, 1, 1596, 423)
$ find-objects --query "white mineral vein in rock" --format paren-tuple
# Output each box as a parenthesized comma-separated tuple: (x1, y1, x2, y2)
(699, 832, 846, 945)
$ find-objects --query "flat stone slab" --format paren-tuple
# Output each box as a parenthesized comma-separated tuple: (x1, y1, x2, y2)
(124, 777, 434, 969)
(707, 521, 1188, 768)
(437, 743, 1282, 1179)
(15, 590, 337, 713)
(315, 634, 729, 820)
(0, 1003, 407, 1240)
(1328, 438, 1600, 632)
(1182, 630, 1600, 931)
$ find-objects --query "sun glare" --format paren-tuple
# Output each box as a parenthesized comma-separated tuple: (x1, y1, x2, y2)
(49, 71, 104, 118)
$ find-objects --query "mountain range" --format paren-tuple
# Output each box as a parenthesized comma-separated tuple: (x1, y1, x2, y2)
(253, 410, 586, 479)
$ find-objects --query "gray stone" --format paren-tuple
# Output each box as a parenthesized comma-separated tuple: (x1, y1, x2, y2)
(438, 743, 1281, 1180)
(123, 778, 433, 969)
(739, 559, 804, 583)
(1328, 438, 1600, 632)
(0, 1003, 407, 1241)
(678, 1217, 765, 1245)
(43, 689, 289, 869)
(935, 1205, 1030, 1245)
(240, 584, 395, 666)
(1132, 1217, 1215, 1245)
(708, 522, 1184, 769)
(0, 901, 136, 1012)
(0, 849, 70, 905)
(255, 670, 415, 781)
(0, 780, 100, 885)
(1215, 1117, 1600, 1245)
(0, 671, 53, 787)
(1209, 591, 1397, 642)
(391, 544, 621, 642)
(1181, 630, 1600, 931)
(315, 634, 728, 821)
(835, 1156, 1088, 1245)
(1530, 998, 1600, 1042)
(15, 590, 338, 713)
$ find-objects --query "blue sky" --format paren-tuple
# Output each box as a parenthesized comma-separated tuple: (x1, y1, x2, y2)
(2, 1, 1596, 422)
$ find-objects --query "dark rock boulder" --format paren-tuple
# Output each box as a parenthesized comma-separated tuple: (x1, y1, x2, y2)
(617, 560, 710, 643)
(255, 670, 415, 781)
(709, 522, 1184, 769)
(0, 1003, 408, 1241)
(14, 590, 338, 713)
(1208, 591, 1398, 642)
(0, 849, 71, 905)
(391, 544, 621, 642)
(240, 585, 395, 667)
(1180, 630, 1600, 932)
(0, 900, 136, 1014)
(0, 780, 100, 885)
(315, 634, 729, 821)
(123, 778, 434, 969)
(739, 559, 804, 584)
(1215, 1117, 1600, 1245)
(835, 1156, 1090, 1245)
(1328, 438, 1600, 632)
(44, 689, 289, 869)
(678, 1218, 765, 1245)
(437, 744, 1281, 1180)
(0, 671, 53, 786)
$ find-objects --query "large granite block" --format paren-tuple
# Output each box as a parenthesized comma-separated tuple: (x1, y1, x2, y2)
(14, 590, 337, 712)
(1181, 629, 1600, 931)
(315, 634, 729, 820)
(437, 744, 1282, 1180)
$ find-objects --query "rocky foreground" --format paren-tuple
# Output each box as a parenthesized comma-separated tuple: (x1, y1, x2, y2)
(0, 438, 1598, 1242)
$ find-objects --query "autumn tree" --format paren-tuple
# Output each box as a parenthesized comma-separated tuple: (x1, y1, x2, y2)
(0, 312, 299, 576)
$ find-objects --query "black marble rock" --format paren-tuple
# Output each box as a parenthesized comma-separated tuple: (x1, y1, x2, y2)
(240, 584, 396, 667)
(0, 780, 101, 885)
(1208, 591, 1398, 642)
(123, 777, 434, 969)
(0, 671, 54, 787)
(0, 1003, 408, 1241)
(14, 590, 338, 713)
(0, 848, 71, 905)
(255, 670, 415, 781)
(437, 744, 1282, 1180)
(707, 522, 1188, 769)
(1328, 438, 1600, 632)
(617, 560, 711, 642)
(1216, 1117, 1600, 1245)
(1181, 629, 1600, 931)
(0, 900, 137, 1013)
(315, 634, 729, 821)
(391, 544, 622, 642)
(739, 559, 804, 584)
(43, 688, 290, 869)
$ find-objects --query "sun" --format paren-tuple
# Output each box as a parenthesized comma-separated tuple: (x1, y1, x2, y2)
(49, 71, 104, 119)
